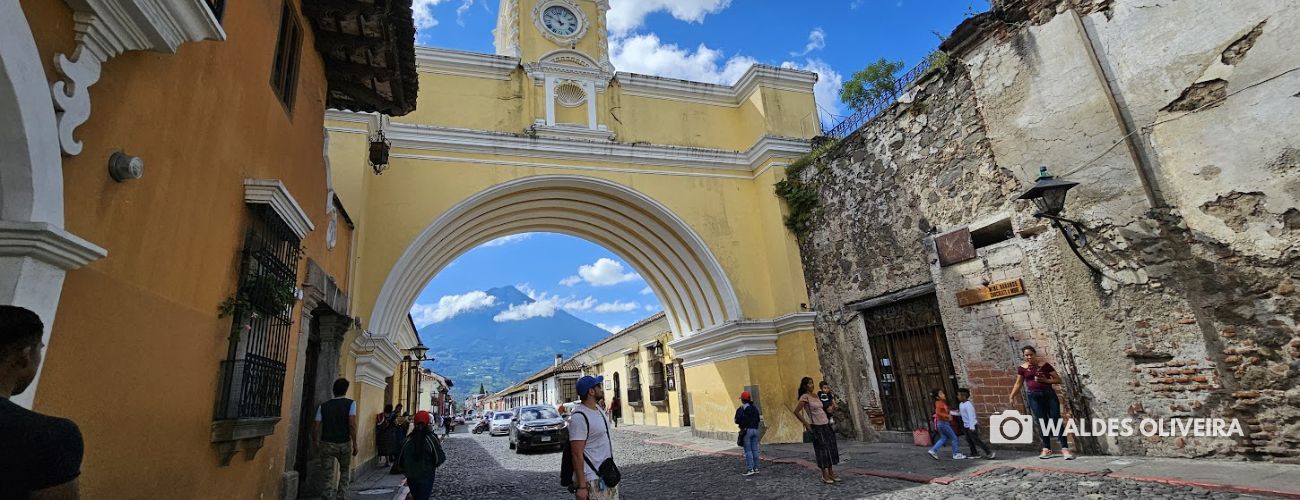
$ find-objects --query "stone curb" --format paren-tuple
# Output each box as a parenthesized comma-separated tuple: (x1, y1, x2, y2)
(969, 464, 1300, 499)
(638, 433, 1299, 497)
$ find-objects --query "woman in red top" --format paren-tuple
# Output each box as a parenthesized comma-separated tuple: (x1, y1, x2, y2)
(1009, 345, 1073, 459)
(926, 389, 967, 460)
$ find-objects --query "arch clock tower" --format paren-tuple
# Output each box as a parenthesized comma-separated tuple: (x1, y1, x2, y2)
(494, 0, 615, 139)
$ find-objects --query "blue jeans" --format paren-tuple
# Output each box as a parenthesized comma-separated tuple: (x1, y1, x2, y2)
(742, 428, 760, 470)
(928, 420, 960, 458)
(1027, 390, 1069, 450)
(407, 471, 435, 500)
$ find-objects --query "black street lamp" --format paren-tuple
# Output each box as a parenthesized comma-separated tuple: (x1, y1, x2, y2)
(1017, 166, 1099, 274)
(369, 130, 390, 175)
(410, 339, 429, 361)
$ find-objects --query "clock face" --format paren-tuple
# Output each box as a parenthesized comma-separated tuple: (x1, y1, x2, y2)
(542, 5, 579, 37)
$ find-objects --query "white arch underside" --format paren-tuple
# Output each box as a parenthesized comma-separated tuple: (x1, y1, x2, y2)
(370, 175, 741, 340)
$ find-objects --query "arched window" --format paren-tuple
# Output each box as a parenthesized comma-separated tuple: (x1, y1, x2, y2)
(649, 361, 667, 404)
(628, 367, 643, 405)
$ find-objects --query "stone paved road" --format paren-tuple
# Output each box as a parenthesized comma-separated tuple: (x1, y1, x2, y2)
(403, 428, 1264, 499)
(428, 427, 914, 499)
(872, 467, 1261, 500)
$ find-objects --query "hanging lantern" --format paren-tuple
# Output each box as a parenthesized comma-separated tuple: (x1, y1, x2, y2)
(369, 130, 391, 175)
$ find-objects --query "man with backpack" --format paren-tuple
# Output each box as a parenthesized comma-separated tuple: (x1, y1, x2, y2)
(564, 375, 620, 499)
(399, 410, 446, 500)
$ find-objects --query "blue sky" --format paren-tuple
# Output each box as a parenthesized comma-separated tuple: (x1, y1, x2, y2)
(412, 233, 662, 334)
(409, 0, 988, 124)
(407, 1, 989, 333)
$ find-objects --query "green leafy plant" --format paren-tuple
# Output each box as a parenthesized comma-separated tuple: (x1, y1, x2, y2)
(774, 140, 840, 235)
(840, 58, 905, 112)
(218, 273, 296, 319)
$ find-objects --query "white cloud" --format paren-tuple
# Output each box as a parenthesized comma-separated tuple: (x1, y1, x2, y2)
(640, 286, 653, 295)
(644, 304, 659, 311)
(596, 323, 625, 333)
(493, 294, 561, 322)
(607, 0, 732, 34)
(610, 33, 756, 84)
(791, 28, 826, 57)
(482, 233, 532, 247)
(559, 275, 583, 287)
(576, 258, 642, 286)
(782, 59, 845, 125)
(410, 291, 497, 328)
(515, 283, 540, 300)
(562, 296, 598, 312)
(412, 0, 449, 29)
(850, 0, 865, 9)
(455, 0, 474, 26)
(594, 301, 640, 313)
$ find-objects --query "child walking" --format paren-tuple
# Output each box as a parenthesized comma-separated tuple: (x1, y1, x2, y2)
(926, 388, 968, 460)
(957, 388, 994, 459)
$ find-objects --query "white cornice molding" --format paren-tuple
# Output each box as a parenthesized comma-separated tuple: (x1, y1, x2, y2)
(383, 122, 810, 172)
(617, 64, 818, 107)
(0, 221, 107, 270)
(670, 313, 816, 368)
(243, 179, 315, 239)
(415, 46, 519, 80)
(52, 0, 225, 155)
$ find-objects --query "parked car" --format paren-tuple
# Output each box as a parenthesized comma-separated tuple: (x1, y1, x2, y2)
(488, 411, 513, 436)
(509, 405, 568, 453)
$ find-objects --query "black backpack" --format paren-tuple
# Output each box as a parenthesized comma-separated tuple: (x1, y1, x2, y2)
(559, 411, 621, 490)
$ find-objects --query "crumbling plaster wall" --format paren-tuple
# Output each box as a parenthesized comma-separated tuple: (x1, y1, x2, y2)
(796, 0, 1298, 459)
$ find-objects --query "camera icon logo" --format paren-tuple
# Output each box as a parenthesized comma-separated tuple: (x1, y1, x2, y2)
(990, 409, 1033, 444)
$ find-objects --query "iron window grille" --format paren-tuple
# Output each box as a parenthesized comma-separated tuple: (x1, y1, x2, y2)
(270, 0, 303, 111)
(649, 361, 667, 404)
(627, 368, 643, 405)
(215, 205, 302, 421)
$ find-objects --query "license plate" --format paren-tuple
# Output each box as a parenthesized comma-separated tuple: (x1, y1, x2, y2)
(540, 436, 552, 442)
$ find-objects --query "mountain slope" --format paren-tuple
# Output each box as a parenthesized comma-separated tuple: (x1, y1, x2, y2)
(419, 286, 611, 398)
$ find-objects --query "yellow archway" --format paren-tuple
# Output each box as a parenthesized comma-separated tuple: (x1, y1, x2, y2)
(368, 175, 742, 340)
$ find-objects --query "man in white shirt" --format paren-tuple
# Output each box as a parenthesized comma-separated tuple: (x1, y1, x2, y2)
(957, 388, 994, 459)
(568, 375, 617, 499)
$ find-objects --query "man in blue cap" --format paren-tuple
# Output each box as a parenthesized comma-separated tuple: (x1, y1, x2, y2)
(568, 375, 618, 499)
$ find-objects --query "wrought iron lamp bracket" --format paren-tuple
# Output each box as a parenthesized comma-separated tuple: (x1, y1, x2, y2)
(1032, 213, 1101, 275)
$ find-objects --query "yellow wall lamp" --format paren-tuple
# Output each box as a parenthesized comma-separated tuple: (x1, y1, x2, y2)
(1016, 166, 1101, 275)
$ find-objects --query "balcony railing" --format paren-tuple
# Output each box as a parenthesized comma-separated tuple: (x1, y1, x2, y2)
(627, 387, 643, 405)
(823, 56, 935, 141)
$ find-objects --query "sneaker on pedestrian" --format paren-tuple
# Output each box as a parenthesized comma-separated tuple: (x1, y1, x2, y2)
(751, 469, 759, 475)
(985, 451, 996, 460)
(953, 453, 968, 460)
(743, 469, 756, 476)
(1063, 448, 1075, 460)
(927, 450, 939, 460)
(1039, 448, 1055, 459)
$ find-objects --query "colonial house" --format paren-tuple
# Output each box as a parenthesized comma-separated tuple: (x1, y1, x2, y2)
(4, 0, 418, 497)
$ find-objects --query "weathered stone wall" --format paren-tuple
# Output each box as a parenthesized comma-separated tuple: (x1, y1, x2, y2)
(795, 0, 1299, 460)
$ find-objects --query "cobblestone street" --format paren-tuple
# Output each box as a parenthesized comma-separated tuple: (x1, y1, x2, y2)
(873, 468, 1261, 500)
(343, 427, 1277, 500)
(420, 428, 913, 499)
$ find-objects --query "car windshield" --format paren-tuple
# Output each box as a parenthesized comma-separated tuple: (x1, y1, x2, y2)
(520, 407, 560, 421)
(493, 413, 511, 421)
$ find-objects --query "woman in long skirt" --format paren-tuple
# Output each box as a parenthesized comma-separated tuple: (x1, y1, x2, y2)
(792, 376, 840, 484)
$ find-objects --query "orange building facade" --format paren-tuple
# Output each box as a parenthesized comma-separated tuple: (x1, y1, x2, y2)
(3, 0, 417, 498)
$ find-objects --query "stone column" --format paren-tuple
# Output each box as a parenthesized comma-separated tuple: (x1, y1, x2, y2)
(280, 304, 315, 500)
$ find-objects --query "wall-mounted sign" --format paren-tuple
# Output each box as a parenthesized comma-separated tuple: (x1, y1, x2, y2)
(956, 278, 1026, 307)
(936, 227, 976, 266)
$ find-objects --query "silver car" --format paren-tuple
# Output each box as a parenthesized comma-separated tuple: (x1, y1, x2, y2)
(488, 411, 513, 436)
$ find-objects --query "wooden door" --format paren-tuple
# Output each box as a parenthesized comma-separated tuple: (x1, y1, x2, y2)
(863, 294, 957, 432)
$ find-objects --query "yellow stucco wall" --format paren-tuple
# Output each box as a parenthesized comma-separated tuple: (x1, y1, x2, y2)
(678, 330, 821, 444)
(329, 0, 822, 444)
(23, 0, 357, 497)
